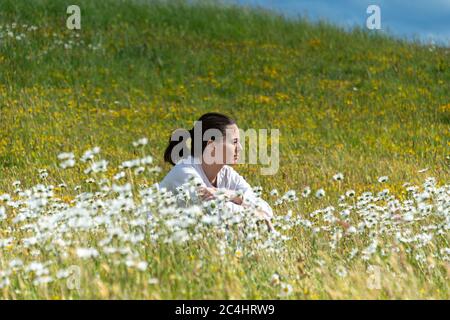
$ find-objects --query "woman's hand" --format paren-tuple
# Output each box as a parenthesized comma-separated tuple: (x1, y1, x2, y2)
(197, 186, 217, 201)
(227, 190, 276, 232)
(222, 189, 243, 205)
(255, 209, 275, 232)
(197, 187, 275, 233)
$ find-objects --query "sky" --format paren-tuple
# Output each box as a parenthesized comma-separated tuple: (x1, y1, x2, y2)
(228, 0, 450, 46)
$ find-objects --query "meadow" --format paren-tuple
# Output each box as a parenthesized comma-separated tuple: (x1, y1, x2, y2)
(0, 0, 449, 299)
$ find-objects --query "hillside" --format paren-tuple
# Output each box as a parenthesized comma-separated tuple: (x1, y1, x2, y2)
(0, 0, 449, 299)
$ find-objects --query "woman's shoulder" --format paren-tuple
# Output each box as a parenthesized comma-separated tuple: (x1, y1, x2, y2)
(219, 165, 248, 186)
(222, 165, 248, 177)
(159, 160, 203, 190)
(220, 165, 236, 177)
(170, 162, 198, 175)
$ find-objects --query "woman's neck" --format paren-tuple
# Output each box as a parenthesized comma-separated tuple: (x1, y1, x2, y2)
(201, 162, 224, 187)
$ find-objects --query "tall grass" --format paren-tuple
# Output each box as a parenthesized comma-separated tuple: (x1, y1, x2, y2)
(0, 0, 449, 299)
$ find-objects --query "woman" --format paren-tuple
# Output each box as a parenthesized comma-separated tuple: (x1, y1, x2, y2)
(159, 112, 274, 231)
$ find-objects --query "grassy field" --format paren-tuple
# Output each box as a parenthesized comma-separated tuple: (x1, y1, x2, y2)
(0, 0, 449, 299)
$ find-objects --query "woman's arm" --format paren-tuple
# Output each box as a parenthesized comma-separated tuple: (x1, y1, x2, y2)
(224, 166, 274, 219)
(197, 168, 275, 231)
(199, 188, 275, 232)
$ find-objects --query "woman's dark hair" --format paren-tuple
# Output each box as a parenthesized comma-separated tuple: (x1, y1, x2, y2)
(164, 112, 236, 165)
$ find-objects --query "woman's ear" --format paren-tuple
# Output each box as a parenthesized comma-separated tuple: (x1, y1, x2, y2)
(204, 139, 216, 160)
(210, 140, 216, 156)
(205, 139, 215, 151)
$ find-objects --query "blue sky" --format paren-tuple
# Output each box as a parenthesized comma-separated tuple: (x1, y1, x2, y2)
(228, 0, 450, 46)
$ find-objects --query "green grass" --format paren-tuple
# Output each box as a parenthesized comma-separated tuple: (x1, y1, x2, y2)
(0, 0, 449, 299)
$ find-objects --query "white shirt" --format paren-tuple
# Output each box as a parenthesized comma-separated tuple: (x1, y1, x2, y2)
(159, 155, 273, 217)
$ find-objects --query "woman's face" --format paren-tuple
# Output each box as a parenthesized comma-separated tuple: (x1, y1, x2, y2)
(204, 124, 242, 165)
(222, 124, 242, 165)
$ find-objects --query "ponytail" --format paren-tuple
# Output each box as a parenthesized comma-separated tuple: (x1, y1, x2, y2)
(163, 128, 192, 165)
(163, 112, 236, 166)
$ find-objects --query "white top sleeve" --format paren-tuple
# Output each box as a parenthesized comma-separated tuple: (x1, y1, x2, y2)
(159, 159, 274, 218)
(222, 166, 274, 218)
(158, 165, 206, 205)
(159, 166, 204, 191)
